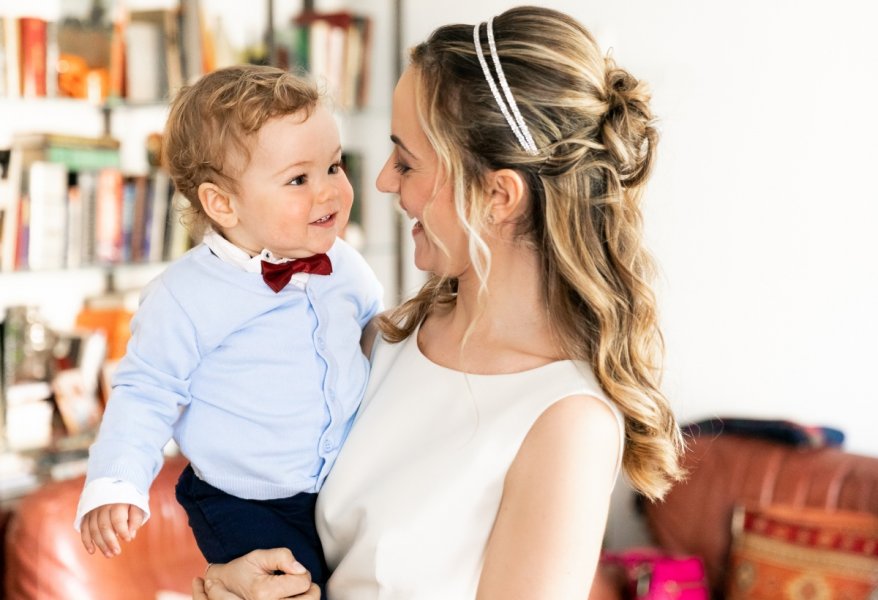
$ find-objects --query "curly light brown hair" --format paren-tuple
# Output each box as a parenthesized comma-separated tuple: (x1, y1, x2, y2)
(162, 65, 319, 238)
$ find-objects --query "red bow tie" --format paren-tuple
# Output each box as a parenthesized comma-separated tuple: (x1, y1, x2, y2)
(261, 254, 332, 293)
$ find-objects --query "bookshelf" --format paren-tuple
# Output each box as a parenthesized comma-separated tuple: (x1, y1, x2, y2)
(0, 0, 399, 500)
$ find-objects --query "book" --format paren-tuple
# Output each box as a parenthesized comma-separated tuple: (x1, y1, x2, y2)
(5, 132, 120, 173)
(0, 18, 7, 97)
(120, 176, 136, 262)
(19, 17, 48, 98)
(147, 169, 172, 263)
(0, 134, 120, 272)
(94, 167, 123, 264)
(129, 175, 149, 262)
(25, 160, 68, 271)
(65, 172, 83, 269)
(108, 14, 126, 100)
(45, 142, 120, 172)
(180, 0, 205, 84)
(77, 170, 98, 266)
(44, 19, 59, 98)
(125, 10, 169, 103)
(15, 192, 28, 269)
(3, 17, 21, 99)
(2, 139, 42, 272)
(293, 11, 372, 110)
(163, 8, 184, 95)
(0, 149, 11, 264)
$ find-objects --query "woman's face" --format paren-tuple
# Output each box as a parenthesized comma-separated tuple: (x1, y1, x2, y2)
(376, 67, 471, 276)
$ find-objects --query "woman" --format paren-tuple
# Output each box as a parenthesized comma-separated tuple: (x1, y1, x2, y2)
(195, 6, 684, 599)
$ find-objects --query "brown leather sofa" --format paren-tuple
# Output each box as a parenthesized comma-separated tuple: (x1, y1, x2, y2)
(641, 432, 878, 598)
(4, 434, 875, 599)
(4, 455, 205, 600)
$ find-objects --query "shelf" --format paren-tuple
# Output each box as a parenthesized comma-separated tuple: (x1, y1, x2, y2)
(0, 98, 106, 146)
(0, 98, 169, 175)
(0, 262, 168, 330)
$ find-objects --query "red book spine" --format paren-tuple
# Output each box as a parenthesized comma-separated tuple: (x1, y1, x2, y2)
(19, 17, 47, 97)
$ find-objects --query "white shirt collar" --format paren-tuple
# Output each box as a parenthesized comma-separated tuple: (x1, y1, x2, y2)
(202, 228, 309, 287)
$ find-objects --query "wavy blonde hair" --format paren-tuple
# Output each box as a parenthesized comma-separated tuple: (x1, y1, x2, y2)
(378, 6, 684, 500)
(163, 65, 319, 238)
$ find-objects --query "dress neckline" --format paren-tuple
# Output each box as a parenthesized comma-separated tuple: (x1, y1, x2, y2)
(411, 319, 578, 379)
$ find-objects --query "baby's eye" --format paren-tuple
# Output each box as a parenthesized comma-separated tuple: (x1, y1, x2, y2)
(328, 162, 342, 175)
(288, 174, 307, 186)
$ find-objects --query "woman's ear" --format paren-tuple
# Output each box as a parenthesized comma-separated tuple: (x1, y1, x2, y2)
(198, 182, 238, 229)
(487, 169, 527, 224)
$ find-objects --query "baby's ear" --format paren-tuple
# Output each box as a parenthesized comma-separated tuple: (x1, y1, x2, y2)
(198, 183, 238, 228)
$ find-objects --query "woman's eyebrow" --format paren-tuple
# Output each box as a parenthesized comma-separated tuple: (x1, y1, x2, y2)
(390, 134, 417, 160)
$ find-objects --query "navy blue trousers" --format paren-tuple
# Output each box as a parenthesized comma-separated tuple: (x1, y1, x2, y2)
(175, 464, 328, 586)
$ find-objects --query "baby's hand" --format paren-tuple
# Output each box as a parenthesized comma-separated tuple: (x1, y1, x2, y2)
(80, 503, 145, 558)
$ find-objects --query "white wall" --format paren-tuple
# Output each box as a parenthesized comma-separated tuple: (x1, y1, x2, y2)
(395, 0, 878, 549)
(399, 0, 878, 457)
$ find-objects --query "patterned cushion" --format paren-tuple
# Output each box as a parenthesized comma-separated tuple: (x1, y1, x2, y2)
(727, 504, 878, 600)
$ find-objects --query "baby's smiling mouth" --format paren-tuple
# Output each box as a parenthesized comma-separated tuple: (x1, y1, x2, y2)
(312, 213, 334, 225)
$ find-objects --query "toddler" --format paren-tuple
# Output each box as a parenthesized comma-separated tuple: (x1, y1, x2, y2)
(75, 65, 383, 590)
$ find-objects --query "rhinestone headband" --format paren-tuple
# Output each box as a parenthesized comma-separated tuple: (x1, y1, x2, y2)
(473, 17, 539, 156)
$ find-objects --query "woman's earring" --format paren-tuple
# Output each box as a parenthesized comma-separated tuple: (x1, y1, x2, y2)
(487, 214, 495, 225)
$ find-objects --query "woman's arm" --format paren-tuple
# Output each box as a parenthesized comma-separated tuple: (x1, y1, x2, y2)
(196, 549, 318, 600)
(476, 395, 622, 600)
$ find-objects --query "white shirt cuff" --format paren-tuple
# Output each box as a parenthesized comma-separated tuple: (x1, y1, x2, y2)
(74, 478, 151, 531)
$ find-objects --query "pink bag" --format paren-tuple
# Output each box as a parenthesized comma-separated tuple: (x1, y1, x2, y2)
(601, 548, 709, 600)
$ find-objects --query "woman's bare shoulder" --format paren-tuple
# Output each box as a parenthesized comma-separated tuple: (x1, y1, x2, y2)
(512, 394, 622, 486)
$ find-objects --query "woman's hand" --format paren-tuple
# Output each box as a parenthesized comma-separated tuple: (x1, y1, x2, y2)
(198, 548, 317, 600)
(191, 577, 321, 600)
(192, 576, 240, 599)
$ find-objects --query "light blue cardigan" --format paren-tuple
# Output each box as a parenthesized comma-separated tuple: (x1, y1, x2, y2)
(84, 239, 383, 501)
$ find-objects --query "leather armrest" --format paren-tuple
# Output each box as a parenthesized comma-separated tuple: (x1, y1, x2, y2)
(4, 455, 206, 600)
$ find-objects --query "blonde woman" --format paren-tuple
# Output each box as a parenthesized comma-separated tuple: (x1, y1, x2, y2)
(195, 6, 684, 599)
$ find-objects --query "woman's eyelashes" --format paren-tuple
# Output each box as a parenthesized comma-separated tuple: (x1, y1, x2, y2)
(393, 160, 411, 175)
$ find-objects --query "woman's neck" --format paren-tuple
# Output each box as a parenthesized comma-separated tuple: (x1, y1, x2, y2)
(421, 242, 564, 372)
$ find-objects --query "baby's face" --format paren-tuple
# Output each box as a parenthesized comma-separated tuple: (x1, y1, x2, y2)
(223, 105, 353, 259)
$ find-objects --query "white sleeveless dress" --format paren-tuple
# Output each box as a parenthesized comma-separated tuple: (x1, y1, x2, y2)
(315, 325, 625, 600)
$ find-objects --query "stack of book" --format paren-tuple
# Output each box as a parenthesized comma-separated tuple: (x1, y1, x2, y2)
(0, 132, 191, 273)
(1, 0, 213, 103)
(290, 11, 372, 111)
